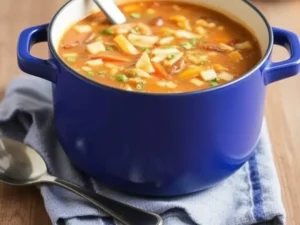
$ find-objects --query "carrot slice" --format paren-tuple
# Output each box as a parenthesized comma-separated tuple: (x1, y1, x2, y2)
(153, 62, 170, 79)
(177, 67, 203, 80)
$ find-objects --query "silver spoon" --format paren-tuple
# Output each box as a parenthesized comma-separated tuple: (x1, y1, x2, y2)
(93, 0, 126, 24)
(0, 136, 163, 225)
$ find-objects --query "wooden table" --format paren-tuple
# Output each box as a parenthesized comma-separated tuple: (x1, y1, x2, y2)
(0, 1, 299, 224)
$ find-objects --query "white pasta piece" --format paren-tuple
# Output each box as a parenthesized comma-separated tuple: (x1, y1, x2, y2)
(82, 66, 92, 72)
(190, 78, 204, 86)
(152, 48, 180, 55)
(200, 69, 217, 81)
(86, 41, 106, 54)
(128, 34, 159, 48)
(63, 53, 78, 58)
(219, 43, 235, 51)
(195, 26, 207, 35)
(218, 72, 234, 81)
(159, 36, 175, 45)
(74, 25, 92, 33)
(174, 30, 199, 39)
(136, 52, 155, 73)
(156, 80, 177, 88)
(235, 41, 253, 50)
(164, 52, 184, 66)
(86, 59, 103, 67)
(132, 68, 152, 78)
(151, 54, 167, 63)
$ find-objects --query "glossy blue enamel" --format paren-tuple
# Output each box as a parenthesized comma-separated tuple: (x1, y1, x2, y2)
(17, 18, 300, 196)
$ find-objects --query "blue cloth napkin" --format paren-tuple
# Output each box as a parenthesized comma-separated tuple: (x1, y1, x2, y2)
(0, 75, 285, 225)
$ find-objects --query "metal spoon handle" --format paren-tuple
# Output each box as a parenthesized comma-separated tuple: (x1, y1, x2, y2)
(93, 0, 126, 24)
(40, 174, 163, 225)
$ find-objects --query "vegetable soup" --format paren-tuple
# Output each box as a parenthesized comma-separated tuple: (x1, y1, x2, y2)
(58, 1, 261, 93)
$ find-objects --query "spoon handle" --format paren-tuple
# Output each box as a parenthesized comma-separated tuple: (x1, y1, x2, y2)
(41, 175, 163, 225)
(93, 0, 126, 24)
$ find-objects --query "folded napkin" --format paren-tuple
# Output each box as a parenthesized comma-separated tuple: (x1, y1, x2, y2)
(0, 75, 285, 225)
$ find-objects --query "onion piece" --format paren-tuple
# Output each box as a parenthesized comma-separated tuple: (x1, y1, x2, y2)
(190, 78, 204, 86)
(164, 52, 184, 66)
(74, 25, 92, 33)
(86, 59, 103, 67)
(159, 36, 175, 45)
(235, 41, 253, 50)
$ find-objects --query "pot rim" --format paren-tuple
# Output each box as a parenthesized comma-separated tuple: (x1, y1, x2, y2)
(48, 0, 273, 96)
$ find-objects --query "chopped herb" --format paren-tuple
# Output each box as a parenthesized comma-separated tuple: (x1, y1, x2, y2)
(100, 28, 114, 35)
(116, 74, 128, 83)
(181, 42, 193, 50)
(166, 54, 175, 60)
(209, 79, 219, 87)
(131, 13, 141, 19)
(87, 71, 95, 76)
(105, 46, 114, 51)
(66, 56, 77, 62)
(189, 38, 199, 46)
(136, 83, 145, 90)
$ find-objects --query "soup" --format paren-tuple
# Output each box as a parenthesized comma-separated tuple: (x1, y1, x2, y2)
(58, 1, 261, 93)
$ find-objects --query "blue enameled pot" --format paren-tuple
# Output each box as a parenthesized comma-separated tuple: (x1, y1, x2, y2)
(17, 0, 300, 196)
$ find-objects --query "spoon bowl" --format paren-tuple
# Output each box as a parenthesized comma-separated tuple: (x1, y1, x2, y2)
(93, 0, 126, 24)
(0, 136, 163, 225)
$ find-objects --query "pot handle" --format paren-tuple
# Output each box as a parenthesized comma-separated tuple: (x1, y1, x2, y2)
(17, 24, 57, 83)
(263, 27, 300, 85)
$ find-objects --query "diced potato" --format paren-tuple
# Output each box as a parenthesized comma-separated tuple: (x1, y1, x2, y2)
(105, 63, 118, 69)
(63, 53, 78, 58)
(195, 26, 207, 35)
(235, 41, 253, 50)
(152, 48, 180, 55)
(177, 20, 192, 31)
(208, 52, 218, 56)
(174, 30, 199, 39)
(200, 69, 217, 81)
(128, 34, 159, 48)
(164, 52, 184, 66)
(82, 66, 92, 72)
(74, 25, 92, 33)
(86, 59, 103, 67)
(159, 36, 175, 45)
(86, 41, 106, 54)
(136, 52, 155, 73)
(114, 34, 139, 55)
(172, 4, 181, 11)
(218, 72, 234, 81)
(207, 22, 216, 28)
(129, 77, 145, 84)
(190, 78, 204, 86)
(229, 51, 243, 61)
(187, 54, 208, 64)
(110, 67, 119, 75)
(115, 27, 130, 34)
(219, 43, 234, 51)
(147, 8, 156, 14)
(151, 54, 167, 63)
(156, 80, 177, 88)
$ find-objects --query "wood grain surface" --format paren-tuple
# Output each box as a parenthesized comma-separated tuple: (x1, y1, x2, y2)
(0, 1, 299, 224)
